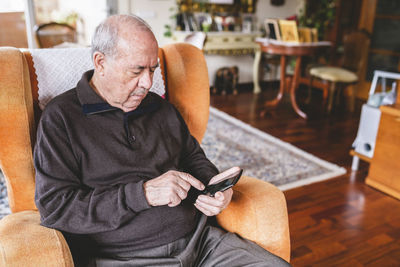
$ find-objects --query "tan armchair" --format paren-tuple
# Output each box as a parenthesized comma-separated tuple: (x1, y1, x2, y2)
(0, 44, 290, 266)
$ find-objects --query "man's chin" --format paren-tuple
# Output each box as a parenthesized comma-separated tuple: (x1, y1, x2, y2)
(121, 105, 139, 112)
(122, 95, 147, 112)
(121, 102, 141, 112)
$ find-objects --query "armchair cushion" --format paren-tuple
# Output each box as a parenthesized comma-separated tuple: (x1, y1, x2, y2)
(0, 210, 73, 266)
(216, 176, 290, 263)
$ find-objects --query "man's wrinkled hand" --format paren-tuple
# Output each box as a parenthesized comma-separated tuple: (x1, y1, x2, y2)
(194, 188, 233, 216)
(144, 170, 205, 207)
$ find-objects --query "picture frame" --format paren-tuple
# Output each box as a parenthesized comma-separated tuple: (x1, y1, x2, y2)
(177, 12, 201, 32)
(298, 27, 312, 43)
(278, 19, 299, 43)
(264, 18, 281, 41)
(194, 12, 212, 32)
(213, 13, 237, 31)
(242, 13, 256, 33)
(213, 15, 224, 31)
(311, 28, 318, 42)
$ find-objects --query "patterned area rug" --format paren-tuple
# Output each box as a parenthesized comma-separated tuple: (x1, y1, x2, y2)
(0, 107, 346, 219)
(0, 172, 9, 219)
(201, 107, 346, 190)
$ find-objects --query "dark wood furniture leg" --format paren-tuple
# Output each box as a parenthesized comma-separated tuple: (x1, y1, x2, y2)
(290, 56, 307, 119)
(327, 82, 336, 114)
(266, 55, 286, 107)
(260, 55, 287, 117)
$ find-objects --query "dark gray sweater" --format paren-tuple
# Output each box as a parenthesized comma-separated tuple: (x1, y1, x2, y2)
(34, 70, 218, 258)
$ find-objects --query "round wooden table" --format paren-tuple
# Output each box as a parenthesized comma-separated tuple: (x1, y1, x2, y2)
(253, 40, 331, 119)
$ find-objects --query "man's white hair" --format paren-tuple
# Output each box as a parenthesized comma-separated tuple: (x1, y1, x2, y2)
(91, 14, 153, 58)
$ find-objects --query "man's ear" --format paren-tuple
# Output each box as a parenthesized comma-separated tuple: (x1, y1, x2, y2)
(93, 51, 106, 75)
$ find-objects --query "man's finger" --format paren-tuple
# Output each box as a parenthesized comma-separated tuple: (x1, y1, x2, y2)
(197, 194, 224, 206)
(215, 191, 225, 200)
(174, 184, 188, 200)
(209, 166, 240, 185)
(175, 177, 191, 192)
(178, 172, 205, 191)
(195, 200, 220, 215)
(168, 194, 181, 207)
(194, 203, 214, 216)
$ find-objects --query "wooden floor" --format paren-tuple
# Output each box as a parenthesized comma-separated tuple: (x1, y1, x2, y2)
(210, 85, 400, 266)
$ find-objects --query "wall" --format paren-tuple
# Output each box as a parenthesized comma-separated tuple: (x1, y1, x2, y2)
(57, 0, 108, 45)
(118, 0, 175, 46)
(256, 0, 304, 30)
(118, 0, 303, 84)
(0, 12, 28, 48)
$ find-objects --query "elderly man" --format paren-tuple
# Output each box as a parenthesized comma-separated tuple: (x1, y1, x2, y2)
(34, 15, 290, 267)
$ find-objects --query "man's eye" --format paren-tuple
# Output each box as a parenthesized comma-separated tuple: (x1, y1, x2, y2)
(129, 71, 141, 76)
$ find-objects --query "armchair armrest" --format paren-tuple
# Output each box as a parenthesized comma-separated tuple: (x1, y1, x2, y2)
(0, 211, 73, 266)
(0, 47, 37, 213)
(216, 176, 290, 262)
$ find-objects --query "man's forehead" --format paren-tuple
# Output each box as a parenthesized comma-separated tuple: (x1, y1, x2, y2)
(115, 39, 158, 58)
(117, 29, 158, 50)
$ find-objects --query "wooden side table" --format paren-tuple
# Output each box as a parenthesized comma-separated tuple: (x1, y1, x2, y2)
(253, 39, 331, 119)
(366, 104, 400, 200)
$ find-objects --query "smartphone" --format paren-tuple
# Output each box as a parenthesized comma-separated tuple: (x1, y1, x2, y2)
(201, 168, 243, 197)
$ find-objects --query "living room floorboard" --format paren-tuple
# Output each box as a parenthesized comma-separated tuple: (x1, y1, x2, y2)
(210, 85, 400, 266)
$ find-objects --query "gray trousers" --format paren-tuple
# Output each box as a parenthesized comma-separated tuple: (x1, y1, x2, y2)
(92, 215, 290, 267)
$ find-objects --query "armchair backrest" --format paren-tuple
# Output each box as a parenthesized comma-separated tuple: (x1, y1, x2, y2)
(0, 43, 210, 213)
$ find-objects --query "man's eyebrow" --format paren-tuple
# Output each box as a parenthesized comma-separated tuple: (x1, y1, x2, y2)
(128, 63, 159, 70)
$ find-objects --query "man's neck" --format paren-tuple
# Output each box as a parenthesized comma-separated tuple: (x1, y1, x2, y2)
(89, 73, 107, 102)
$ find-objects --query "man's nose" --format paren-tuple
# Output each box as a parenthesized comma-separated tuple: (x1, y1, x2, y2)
(139, 70, 153, 90)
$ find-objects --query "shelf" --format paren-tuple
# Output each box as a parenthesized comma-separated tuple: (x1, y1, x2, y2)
(172, 31, 261, 55)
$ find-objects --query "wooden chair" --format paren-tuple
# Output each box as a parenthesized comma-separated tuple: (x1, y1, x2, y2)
(0, 44, 290, 266)
(34, 22, 77, 48)
(308, 30, 371, 113)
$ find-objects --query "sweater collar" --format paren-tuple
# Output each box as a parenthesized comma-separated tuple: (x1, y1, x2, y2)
(77, 70, 105, 106)
(76, 69, 159, 116)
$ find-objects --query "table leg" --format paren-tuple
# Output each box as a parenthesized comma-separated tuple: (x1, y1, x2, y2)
(260, 55, 286, 117)
(264, 55, 285, 107)
(290, 56, 307, 119)
(253, 48, 262, 94)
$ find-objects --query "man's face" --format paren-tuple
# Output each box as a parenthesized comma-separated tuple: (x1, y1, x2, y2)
(98, 32, 159, 112)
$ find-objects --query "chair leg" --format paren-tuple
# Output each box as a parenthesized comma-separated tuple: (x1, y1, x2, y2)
(351, 155, 360, 171)
(349, 85, 355, 112)
(335, 83, 342, 106)
(306, 75, 314, 104)
(322, 84, 329, 103)
(327, 82, 336, 114)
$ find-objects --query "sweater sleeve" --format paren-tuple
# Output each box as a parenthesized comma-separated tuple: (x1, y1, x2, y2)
(172, 107, 219, 185)
(34, 112, 151, 235)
